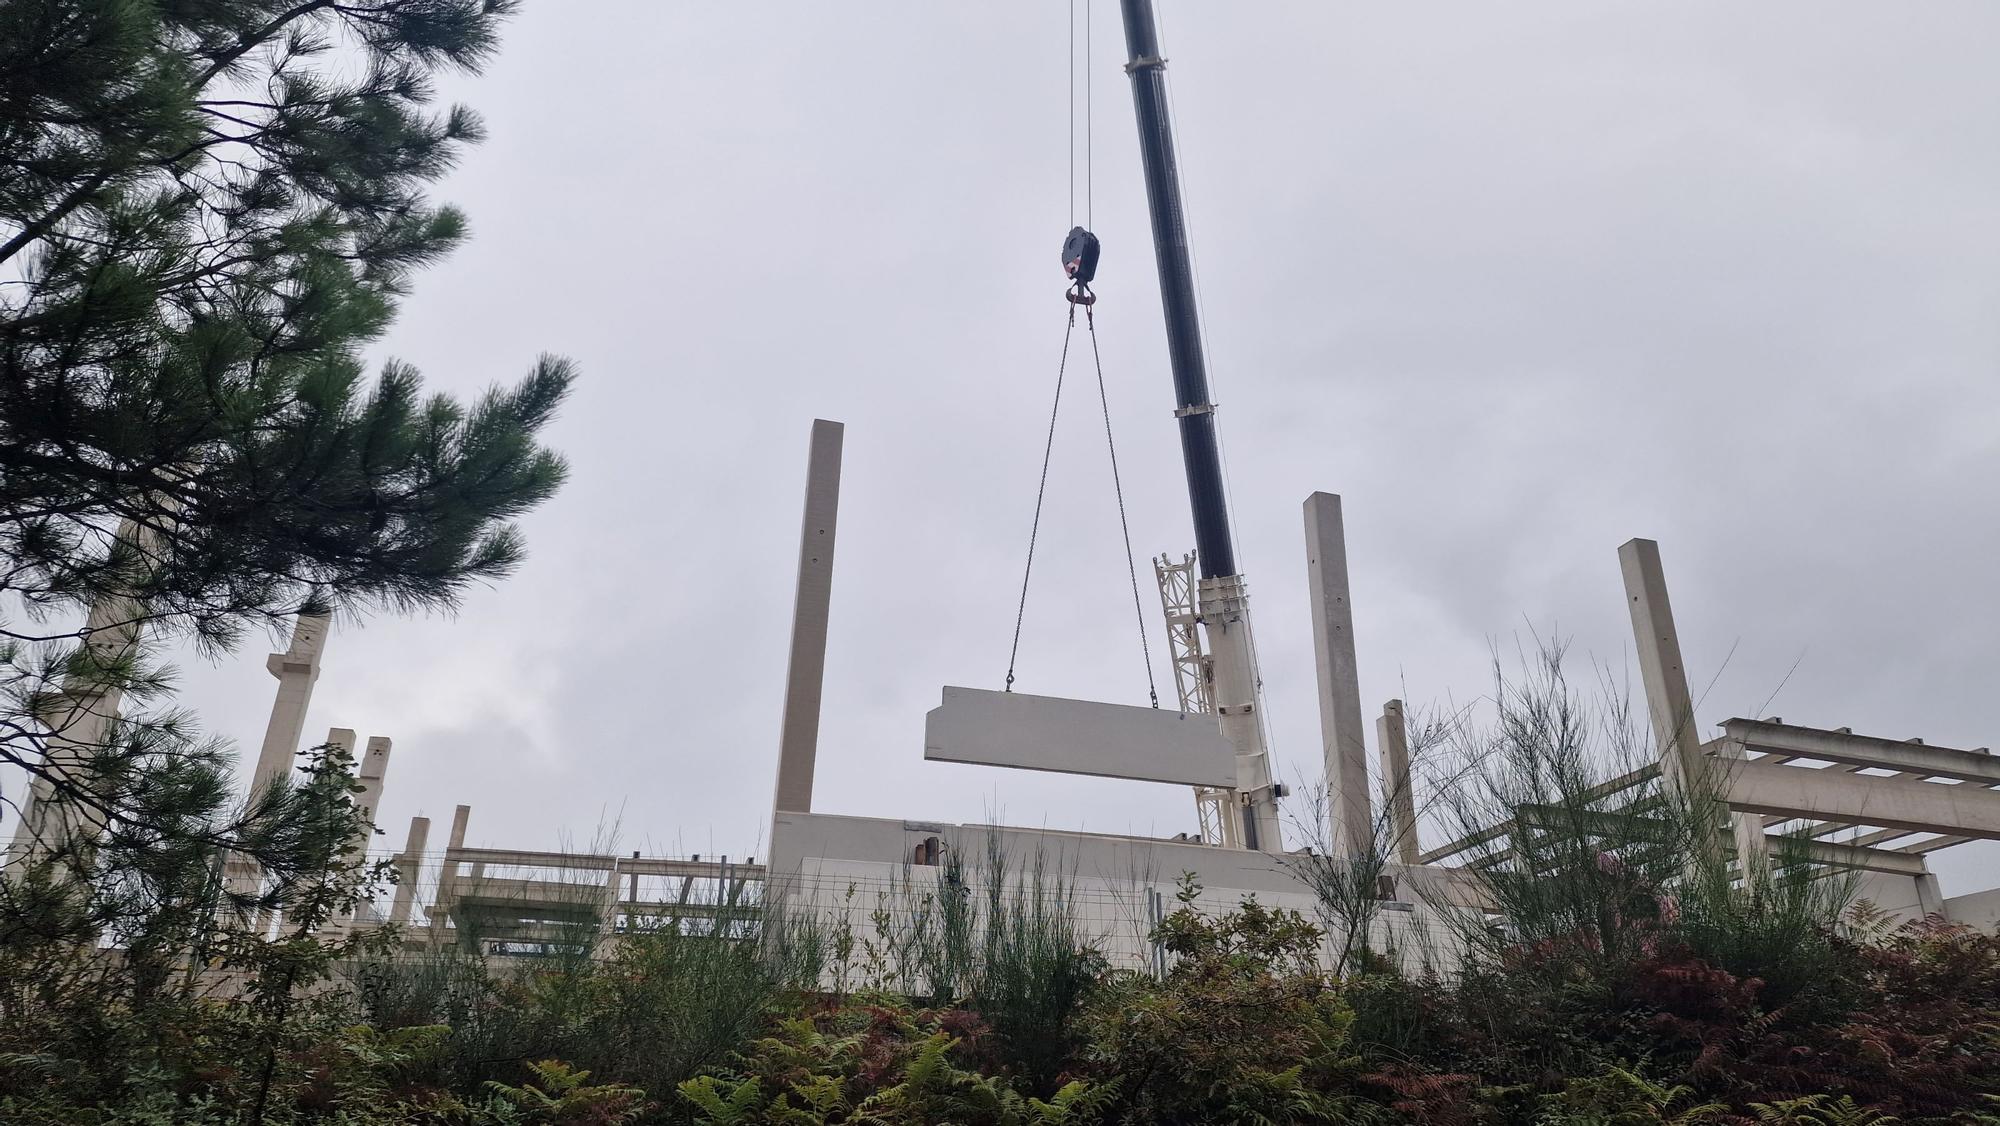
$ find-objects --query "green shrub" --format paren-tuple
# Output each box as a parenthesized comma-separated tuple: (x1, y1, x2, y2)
(678, 1000, 1112, 1125)
(1079, 876, 1366, 1125)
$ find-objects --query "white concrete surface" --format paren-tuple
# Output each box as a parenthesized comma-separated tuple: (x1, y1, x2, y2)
(772, 419, 842, 815)
(923, 685, 1236, 788)
(1304, 493, 1375, 859)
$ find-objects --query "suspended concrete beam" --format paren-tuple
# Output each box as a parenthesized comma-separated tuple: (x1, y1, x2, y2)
(772, 419, 843, 816)
(1304, 493, 1374, 858)
(924, 686, 1236, 789)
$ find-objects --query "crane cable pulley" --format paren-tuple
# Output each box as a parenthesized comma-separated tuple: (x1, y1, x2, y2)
(1002, 231, 1160, 710)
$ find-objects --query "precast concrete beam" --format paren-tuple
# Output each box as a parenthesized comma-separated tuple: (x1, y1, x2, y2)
(924, 686, 1237, 788)
(1725, 758, 2000, 841)
(1720, 719, 2000, 786)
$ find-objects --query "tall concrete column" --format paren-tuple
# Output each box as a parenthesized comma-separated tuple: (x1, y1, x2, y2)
(1377, 700, 1420, 866)
(1304, 493, 1374, 858)
(1618, 539, 1768, 877)
(355, 735, 393, 834)
(772, 420, 843, 816)
(5, 555, 151, 870)
(249, 614, 329, 796)
(389, 815, 430, 926)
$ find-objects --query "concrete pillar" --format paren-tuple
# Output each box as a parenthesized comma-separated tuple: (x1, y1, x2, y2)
(1304, 493, 1374, 858)
(354, 736, 392, 834)
(1916, 870, 1945, 918)
(5, 552, 151, 870)
(1618, 539, 1768, 877)
(388, 815, 429, 925)
(249, 614, 329, 796)
(772, 420, 843, 816)
(1377, 700, 1420, 866)
(430, 804, 472, 946)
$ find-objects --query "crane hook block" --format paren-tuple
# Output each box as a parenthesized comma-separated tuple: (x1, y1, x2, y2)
(1062, 227, 1101, 286)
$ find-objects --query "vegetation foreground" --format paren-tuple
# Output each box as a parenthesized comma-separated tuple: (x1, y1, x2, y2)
(2, 841, 1996, 1125)
(2, 2, 1995, 1123)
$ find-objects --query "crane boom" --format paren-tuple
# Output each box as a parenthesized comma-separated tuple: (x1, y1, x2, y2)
(1117, 0, 1283, 850)
(1117, 0, 1234, 581)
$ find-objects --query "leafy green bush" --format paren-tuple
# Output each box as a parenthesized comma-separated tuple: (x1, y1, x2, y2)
(678, 1000, 1112, 1125)
(1078, 876, 1366, 1125)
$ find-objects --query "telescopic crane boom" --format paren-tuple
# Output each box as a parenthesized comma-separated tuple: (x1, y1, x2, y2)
(1117, 0, 1283, 849)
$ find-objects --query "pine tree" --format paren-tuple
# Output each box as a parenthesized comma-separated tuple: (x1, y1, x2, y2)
(0, 2, 571, 873)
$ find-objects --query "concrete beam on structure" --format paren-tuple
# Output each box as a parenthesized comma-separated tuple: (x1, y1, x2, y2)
(1418, 764, 1658, 865)
(1720, 719, 2000, 786)
(923, 686, 1236, 789)
(1489, 804, 1931, 878)
(772, 419, 843, 816)
(1304, 493, 1374, 858)
(1724, 758, 2000, 841)
(1899, 834, 1976, 854)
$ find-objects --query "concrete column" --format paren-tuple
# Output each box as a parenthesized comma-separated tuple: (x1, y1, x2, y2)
(248, 614, 329, 796)
(1618, 538, 1768, 877)
(1304, 493, 1374, 859)
(1377, 700, 1420, 866)
(1915, 870, 1945, 918)
(772, 420, 843, 816)
(388, 815, 430, 925)
(5, 554, 151, 870)
(429, 804, 472, 946)
(354, 736, 392, 833)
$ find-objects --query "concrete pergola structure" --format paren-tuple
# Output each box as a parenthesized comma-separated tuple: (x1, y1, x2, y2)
(366, 803, 767, 955)
(763, 420, 2000, 970)
(1418, 539, 1999, 923)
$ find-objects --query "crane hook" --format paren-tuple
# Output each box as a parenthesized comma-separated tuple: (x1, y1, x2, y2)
(1063, 226, 1099, 307)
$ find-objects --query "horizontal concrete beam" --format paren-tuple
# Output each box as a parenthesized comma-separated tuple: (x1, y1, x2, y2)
(1791, 837, 1929, 877)
(1720, 719, 2000, 786)
(1486, 805, 1929, 877)
(923, 686, 1235, 788)
(1418, 765, 1660, 864)
(1724, 758, 2000, 841)
(445, 847, 765, 880)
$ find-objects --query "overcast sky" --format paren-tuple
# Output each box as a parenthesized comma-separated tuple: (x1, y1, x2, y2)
(151, 3, 1999, 894)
